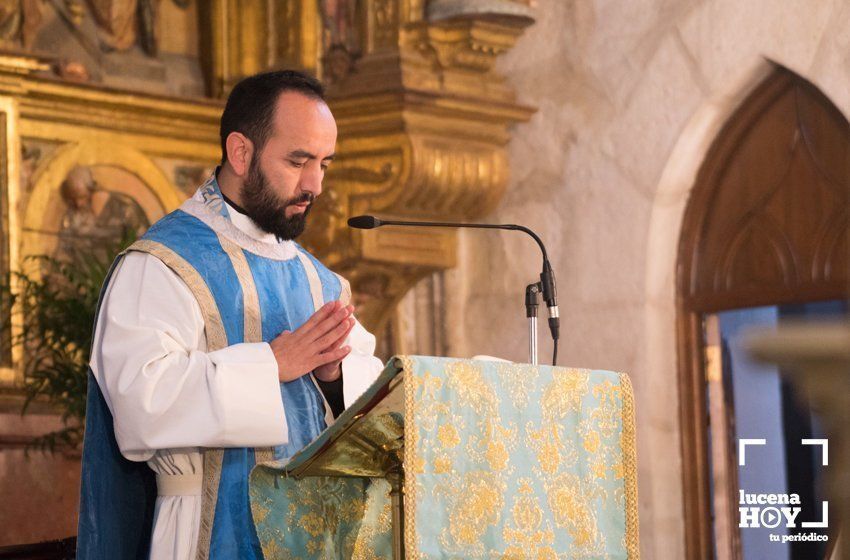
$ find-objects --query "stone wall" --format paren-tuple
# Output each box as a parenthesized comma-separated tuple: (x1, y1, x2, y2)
(444, 1, 850, 556)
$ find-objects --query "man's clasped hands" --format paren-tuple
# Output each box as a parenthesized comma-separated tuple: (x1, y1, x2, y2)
(269, 300, 355, 383)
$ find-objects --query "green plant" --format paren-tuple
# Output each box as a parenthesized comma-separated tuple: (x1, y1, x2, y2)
(2, 231, 137, 451)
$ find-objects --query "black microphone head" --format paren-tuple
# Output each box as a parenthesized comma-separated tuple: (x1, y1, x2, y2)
(347, 215, 383, 229)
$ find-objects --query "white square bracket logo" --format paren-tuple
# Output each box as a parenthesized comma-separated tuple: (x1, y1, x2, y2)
(802, 501, 829, 528)
(738, 438, 766, 466)
(737, 438, 829, 532)
(801, 439, 828, 466)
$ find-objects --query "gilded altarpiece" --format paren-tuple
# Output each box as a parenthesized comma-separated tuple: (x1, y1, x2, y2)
(0, 0, 535, 545)
(0, 0, 537, 380)
(0, 64, 220, 386)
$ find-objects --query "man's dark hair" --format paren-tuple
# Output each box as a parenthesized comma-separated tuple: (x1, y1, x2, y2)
(219, 70, 325, 164)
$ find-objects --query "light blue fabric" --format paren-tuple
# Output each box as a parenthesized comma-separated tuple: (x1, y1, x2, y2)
(403, 356, 638, 559)
(249, 356, 640, 559)
(137, 176, 342, 559)
(198, 176, 232, 219)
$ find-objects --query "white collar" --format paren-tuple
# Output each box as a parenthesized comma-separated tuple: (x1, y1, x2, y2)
(181, 190, 298, 261)
(223, 200, 281, 245)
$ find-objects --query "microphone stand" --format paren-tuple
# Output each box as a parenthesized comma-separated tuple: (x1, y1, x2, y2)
(348, 215, 559, 366)
(525, 282, 542, 365)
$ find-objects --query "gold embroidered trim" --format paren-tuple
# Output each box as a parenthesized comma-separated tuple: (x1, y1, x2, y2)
(295, 251, 323, 312)
(215, 233, 263, 345)
(400, 355, 419, 559)
(125, 240, 227, 351)
(254, 448, 274, 464)
(334, 272, 352, 306)
(215, 233, 277, 467)
(294, 251, 338, 424)
(620, 371, 640, 558)
(198, 450, 223, 560)
(122, 239, 228, 560)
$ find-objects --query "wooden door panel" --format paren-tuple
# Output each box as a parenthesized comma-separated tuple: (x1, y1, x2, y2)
(681, 69, 850, 312)
(678, 66, 850, 559)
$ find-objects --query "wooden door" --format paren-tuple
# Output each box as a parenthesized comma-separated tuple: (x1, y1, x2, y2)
(678, 66, 850, 559)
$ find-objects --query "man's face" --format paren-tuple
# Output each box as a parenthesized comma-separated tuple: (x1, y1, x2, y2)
(241, 91, 337, 240)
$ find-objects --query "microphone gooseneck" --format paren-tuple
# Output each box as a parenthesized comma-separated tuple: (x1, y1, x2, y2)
(347, 215, 561, 365)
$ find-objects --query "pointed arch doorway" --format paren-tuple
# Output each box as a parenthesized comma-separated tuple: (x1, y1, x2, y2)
(678, 66, 850, 559)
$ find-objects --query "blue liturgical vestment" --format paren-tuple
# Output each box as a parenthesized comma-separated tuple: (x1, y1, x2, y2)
(78, 176, 351, 559)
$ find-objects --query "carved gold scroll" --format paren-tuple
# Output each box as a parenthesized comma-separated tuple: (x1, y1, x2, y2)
(318, 1, 535, 331)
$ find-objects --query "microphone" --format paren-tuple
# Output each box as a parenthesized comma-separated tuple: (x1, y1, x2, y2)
(348, 215, 560, 364)
(347, 215, 382, 229)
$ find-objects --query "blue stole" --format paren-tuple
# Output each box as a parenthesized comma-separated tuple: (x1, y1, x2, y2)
(78, 176, 343, 559)
(77, 260, 157, 560)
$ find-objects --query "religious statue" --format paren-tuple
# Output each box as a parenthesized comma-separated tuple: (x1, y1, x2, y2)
(56, 166, 148, 262)
(84, 0, 152, 54)
(83, 0, 188, 56)
(319, 0, 359, 83)
(0, 0, 42, 49)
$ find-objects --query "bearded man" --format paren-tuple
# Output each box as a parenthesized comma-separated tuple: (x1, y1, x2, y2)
(76, 71, 384, 559)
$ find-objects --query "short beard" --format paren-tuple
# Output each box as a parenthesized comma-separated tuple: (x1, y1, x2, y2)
(241, 156, 313, 241)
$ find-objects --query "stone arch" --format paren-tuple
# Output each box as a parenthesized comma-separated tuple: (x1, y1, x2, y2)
(647, 58, 850, 558)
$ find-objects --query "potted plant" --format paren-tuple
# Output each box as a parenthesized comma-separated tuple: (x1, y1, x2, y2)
(2, 230, 136, 451)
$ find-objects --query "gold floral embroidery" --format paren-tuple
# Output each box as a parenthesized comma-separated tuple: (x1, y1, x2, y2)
(485, 439, 510, 471)
(251, 357, 639, 559)
(437, 423, 460, 449)
(545, 472, 604, 555)
(502, 480, 556, 559)
(298, 512, 325, 538)
(541, 369, 590, 420)
(434, 455, 452, 474)
(583, 430, 600, 454)
(446, 361, 498, 416)
(496, 363, 540, 409)
(527, 424, 576, 474)
(612, 461, 624, 479)
(351, 480, 393, 560)
(446, 471, 506, 546)
(467, 421, 517, 473)
(591, 460, 607, 480)
(591, 379, 624, 438)
(280, 477, 369, 555)
(252, 502, 270, 524)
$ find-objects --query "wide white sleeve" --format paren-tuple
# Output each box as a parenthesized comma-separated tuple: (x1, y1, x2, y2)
(340, 318, 385, 407)
(90, 251, 288, 462)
